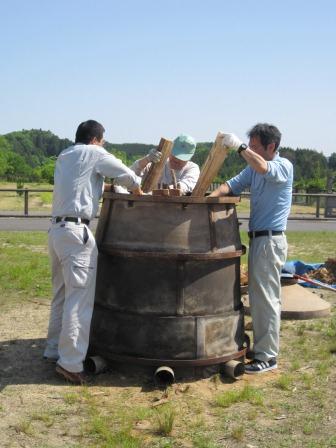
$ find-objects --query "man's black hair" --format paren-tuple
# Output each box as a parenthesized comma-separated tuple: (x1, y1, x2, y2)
(75, 120, 105, 144)
(247, 123, 281, 151)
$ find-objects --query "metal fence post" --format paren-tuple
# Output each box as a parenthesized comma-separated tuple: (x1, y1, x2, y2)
(24, 189, 29, 216)
(316, 196, 320, 218)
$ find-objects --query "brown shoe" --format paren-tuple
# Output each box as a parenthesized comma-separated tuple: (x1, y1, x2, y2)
(43, 356, 58, 364)
(55, 364, 89, 385)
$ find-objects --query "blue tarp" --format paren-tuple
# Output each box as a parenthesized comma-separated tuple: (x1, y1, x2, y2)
(282, 260, 336, 289)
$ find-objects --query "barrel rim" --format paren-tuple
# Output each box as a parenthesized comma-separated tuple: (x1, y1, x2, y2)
(103, 192, 240, 204)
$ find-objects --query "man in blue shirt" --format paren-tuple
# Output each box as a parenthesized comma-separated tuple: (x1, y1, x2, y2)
(210, 123, 293, 374)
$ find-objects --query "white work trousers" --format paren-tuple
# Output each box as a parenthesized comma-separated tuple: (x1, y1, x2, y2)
(248, 234, 287, 362)
(44, 222, 98, 372)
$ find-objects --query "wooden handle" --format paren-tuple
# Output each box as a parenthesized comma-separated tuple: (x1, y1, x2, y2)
(170, 169, 177, 189)
(294, 274, 336, 292)
(142, 138, 173, 193)
(191, 132, 229, 197)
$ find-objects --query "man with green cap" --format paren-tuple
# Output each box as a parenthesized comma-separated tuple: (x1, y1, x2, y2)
(128, 134, 200, 194)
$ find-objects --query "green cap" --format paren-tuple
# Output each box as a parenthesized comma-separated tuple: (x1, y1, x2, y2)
(172, 134, 196, 161)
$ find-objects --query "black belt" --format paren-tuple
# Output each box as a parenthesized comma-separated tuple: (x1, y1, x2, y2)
(248, 230, 284, 238)
(55, 217, 90, 225)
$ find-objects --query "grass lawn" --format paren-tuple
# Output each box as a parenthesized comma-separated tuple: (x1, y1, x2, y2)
(240, 230, 336, 266)
(0, 232, 51, 307)
(0, 230, 335, 447)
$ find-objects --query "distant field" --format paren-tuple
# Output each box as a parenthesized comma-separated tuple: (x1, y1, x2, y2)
(0, 182, 321, 216)
(237, 197, 317, 215)
(0, 182, 53, 213)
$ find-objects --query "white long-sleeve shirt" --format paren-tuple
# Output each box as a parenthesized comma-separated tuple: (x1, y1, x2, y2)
(52, 144, 141, 220)
(130, 158, 200, 193)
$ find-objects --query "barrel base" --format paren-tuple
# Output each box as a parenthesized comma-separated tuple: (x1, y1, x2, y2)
(86, 350, 246, 381)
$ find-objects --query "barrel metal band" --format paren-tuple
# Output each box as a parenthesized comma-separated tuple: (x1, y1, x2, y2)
(99, 246, 245, 260)
(92, 348, 246, 367)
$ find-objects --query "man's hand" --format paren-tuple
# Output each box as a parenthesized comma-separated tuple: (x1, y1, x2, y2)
(131, 186, 143, 195)
(145, 148, 162, 164)
(220, 133, 243, 150)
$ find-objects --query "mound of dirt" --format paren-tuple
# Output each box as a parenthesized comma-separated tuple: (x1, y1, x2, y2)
(308, 258, 336, 285)
(240, 264, 248, 285)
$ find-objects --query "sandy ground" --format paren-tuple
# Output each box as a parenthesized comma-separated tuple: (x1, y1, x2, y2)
(0, 291, 334, 448)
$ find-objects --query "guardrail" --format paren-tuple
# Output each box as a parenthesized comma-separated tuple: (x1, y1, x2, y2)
(209, 184, 336, 218)
(0, 189, 53, 216)
(0, 188, 335, 219)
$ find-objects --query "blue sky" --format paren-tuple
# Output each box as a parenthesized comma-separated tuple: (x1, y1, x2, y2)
(0, 0, 335, 155)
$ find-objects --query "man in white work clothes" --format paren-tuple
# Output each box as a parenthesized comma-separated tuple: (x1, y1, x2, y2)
(44, 120, 142, 384)
(210, 123, 293, 374)
(129, 134, 200, 194)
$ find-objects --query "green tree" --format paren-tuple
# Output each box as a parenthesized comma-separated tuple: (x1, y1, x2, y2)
(0, 135, 12, 152)
(0, 150, 9, 178)
(328, 152, 336, 170)
(108, 148, 128, 165)
(40, 158, 56, 184)
(5, 152, 32, 181)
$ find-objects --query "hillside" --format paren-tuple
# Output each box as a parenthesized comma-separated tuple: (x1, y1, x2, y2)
(3, 129, 156, 163)
(0, 130, 161, 183)
(0, 129, 335, 190)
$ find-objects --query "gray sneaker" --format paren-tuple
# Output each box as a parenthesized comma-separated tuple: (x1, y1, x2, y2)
(245, 358, 277, 374)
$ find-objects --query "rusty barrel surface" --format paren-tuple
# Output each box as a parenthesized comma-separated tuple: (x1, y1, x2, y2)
(89, 192, 245, 367)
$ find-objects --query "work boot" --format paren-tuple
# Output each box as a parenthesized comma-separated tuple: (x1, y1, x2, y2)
(43, 356, 58, 364)
(55, 364, 90, 385)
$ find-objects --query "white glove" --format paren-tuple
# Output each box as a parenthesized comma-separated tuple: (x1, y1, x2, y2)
(220, 133, 243, 150)
(146, 148, 162, 163)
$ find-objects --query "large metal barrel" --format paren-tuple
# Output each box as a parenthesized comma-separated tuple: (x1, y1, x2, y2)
(89, 192, 245, 368)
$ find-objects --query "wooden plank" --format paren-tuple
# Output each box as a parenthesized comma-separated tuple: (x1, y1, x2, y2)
(152, 189, 170, 197)
(168, 188, 182, 196)
(152, 188, 182, 197)
(170, 168, 177, 188)
(142, 137, 173, 193)
(95, 197, 112, 246)
(191, 132, 229, 197)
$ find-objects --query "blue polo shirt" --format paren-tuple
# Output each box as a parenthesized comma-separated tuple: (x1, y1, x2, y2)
(227, 154, 293, 231)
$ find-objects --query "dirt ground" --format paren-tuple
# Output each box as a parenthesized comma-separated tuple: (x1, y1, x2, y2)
(0, 291, 335, 448)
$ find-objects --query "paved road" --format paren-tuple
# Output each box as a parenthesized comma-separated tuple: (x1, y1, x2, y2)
(0, 216, 335, 232)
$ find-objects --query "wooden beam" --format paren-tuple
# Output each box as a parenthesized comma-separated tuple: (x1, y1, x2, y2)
(142, 138, 173, 193)
(152, 188, 182, 197)
(191, 132, 229, 197)
(152, 189, 170, 197)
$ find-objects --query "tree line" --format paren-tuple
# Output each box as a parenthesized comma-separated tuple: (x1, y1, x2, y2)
(0, 129, 335, 192)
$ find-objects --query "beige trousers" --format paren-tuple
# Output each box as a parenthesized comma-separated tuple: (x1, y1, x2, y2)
(248, 233, 287, 362)
(44, 221, 98, 372)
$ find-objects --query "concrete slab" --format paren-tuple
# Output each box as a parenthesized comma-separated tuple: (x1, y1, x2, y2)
(242, 283, 331, 320)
